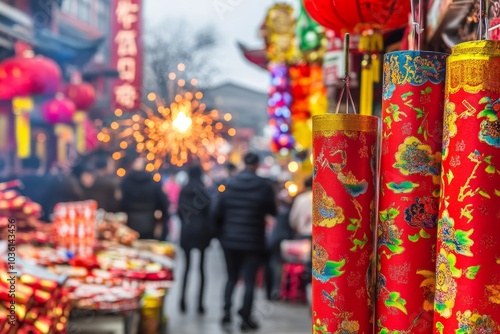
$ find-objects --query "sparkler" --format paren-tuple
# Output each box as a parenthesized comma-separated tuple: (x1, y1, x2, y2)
(98, 72, 235, 178)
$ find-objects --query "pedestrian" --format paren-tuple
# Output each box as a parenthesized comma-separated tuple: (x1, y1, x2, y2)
(265, 188, 293, 301)
(120, 156, 170, 239)
(79, 159, 120, 213)
(177, 164, 212, 314)
(289, 176, 313, 239)
(211, 152, 277, 331)
(162, 170, 181, 241)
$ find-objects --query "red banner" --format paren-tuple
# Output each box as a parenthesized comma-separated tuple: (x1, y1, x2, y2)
(112, 0, 142, 111)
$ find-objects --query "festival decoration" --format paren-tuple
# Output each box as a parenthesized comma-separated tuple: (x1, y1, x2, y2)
(102, 81, 230, 173)
(433, 40, 500, 333)
(296, 0, 327, 62)
(29, 56, 61, 95)
(42, 95, 76, 163)
(269, 64, 294, 152)
(376, 51, 447, 333)
(65, 79, 96, 153)
(312, 113, 378, 334)
(262, 3, 299, 64)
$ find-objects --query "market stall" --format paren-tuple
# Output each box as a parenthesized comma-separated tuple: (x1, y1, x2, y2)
(0, 181, 176, 334)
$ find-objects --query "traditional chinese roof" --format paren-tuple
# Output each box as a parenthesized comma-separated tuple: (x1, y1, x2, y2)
(237, 42, 268, 69)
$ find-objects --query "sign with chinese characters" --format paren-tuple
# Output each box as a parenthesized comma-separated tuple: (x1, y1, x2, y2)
(112, 0, 142, 110)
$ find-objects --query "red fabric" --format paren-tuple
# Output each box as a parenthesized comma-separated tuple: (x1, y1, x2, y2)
(312, 115, 378, 333)
(280, 263, 306, 302)
(376, 51, 447, 333)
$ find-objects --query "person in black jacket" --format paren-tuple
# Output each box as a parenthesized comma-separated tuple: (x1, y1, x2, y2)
(212, 152, 277, 331)
(120, 157, 169, 239)
(177, 165, 212, 314)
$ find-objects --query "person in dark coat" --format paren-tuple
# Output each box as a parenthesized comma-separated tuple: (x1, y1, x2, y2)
(177, 165, 212, 314)
(79, 159, 120, 213)
(211, 152, 277, 331)
(120, 157, 169, 240)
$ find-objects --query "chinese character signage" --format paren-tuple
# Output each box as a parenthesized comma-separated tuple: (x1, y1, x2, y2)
(112, 0, 142, 110)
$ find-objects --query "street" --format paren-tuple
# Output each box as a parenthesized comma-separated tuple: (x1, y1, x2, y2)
(165, 240, 311, 334)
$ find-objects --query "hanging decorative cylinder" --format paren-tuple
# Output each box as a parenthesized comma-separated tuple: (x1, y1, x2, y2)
(433, 40, 500, 333)
(312, 114, 378, 334)
(375, 51, 448, 333)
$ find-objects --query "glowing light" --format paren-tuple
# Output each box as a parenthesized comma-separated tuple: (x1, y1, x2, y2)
(285, 181, 293, 189)
(97, 133, 104, 141)
(177, 63, 185, 71)
(102, 135, 110, 143)
(178, 79, 185, 87)
(288, 183, 298, 197)
(228, 128, 236, 137)
(217, 156, 226, 164)
(288, 161, 299, 173)
(172, 111, 192, 132)
(224, 113, 232, 121)
(191, 79, 198, 86)
(120, 141, 128, 149)
(218, 184, 226, 192)
(169, 73, 176, 80)
(146, 163, 155, 172)
(132, 114, 140, 122)
(153, 173, 161, 182)
(117, 168, 126, 177)
(215, 122, 223, 130)
(111, 122, 119, 130)
(147, 93, 156, 101)
(132, 123, 140, 131)
(147, 153, 155, 160)
(115, 109, 123, 117)
(112, 152, 121, 160)
(195, 92, 203, 99)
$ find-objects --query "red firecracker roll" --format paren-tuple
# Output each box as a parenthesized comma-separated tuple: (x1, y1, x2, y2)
(312, 114, 378, 334)
(433, 40, 500, 333)
(376, 51, 447, 333)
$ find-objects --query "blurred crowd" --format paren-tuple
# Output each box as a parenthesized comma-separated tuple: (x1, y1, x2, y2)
(0, 152, 312, 332)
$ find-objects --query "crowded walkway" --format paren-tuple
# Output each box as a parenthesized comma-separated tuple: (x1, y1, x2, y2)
(165, 240, 311, 334)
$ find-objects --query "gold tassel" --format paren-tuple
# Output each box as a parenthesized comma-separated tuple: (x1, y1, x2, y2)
(0, 113, 8, 151)
(36, 134, 46, 162)
(74, 111, 87, 153)
(13, 97, 33, 158)
(360, 56, 373, 116)
(55, 124, 73, 163)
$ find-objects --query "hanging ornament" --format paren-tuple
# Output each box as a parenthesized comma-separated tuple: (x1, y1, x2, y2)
(376, 50, 447, 333)
(262, 3, 300, 64)
(296, 0, 327, 62)
(433, 40, 500, 333)
(42, 94, 76, 163)
(268, 64, 294, 152)
(312, 34, 378, 334)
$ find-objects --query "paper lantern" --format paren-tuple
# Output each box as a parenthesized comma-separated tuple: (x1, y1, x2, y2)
(433, 41, 500, 333)
(312, 114, 378, 334)
(42, 96, 76, 125)
(0, 57, 33, 98)
(65, 82, 96, 110)
(375, 51, 447, 333)
(303, 0, 411, 35)
(30, 56, 61, 95)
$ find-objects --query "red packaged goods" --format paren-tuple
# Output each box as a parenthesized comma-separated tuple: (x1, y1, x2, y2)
(33, 289, 51, 305)
(20, 275, 59, 293)
(34, 315, 53, 334)
(1, 190, 18, 201)
(25, 308, 39, 324)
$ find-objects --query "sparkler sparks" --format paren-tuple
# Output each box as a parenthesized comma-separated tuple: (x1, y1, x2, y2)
(99, 82, 233, 175)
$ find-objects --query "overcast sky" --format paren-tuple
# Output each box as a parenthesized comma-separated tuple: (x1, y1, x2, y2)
(144, 0, 298, 93)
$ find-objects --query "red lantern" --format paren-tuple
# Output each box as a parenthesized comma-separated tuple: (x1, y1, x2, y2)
(42, 96, 76, 125)
(0, 57, 33, 99)
(65, 82, 96, 110)
(303, 0, 411, 34)
(30, 56, 62, 95)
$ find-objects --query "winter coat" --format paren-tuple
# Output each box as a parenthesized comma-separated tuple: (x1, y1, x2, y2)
(178, 180, 212, 251)
(267, 205, 293, 252)
(81, 175, 120, 213)
(120, 171, 169, 239)
(211, 170, 277, 251)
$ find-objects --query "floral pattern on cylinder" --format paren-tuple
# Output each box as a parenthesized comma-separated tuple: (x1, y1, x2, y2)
(312, 114, 378, 334)
(376, 51, 448, 334)
(434, 41, 500, 333)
